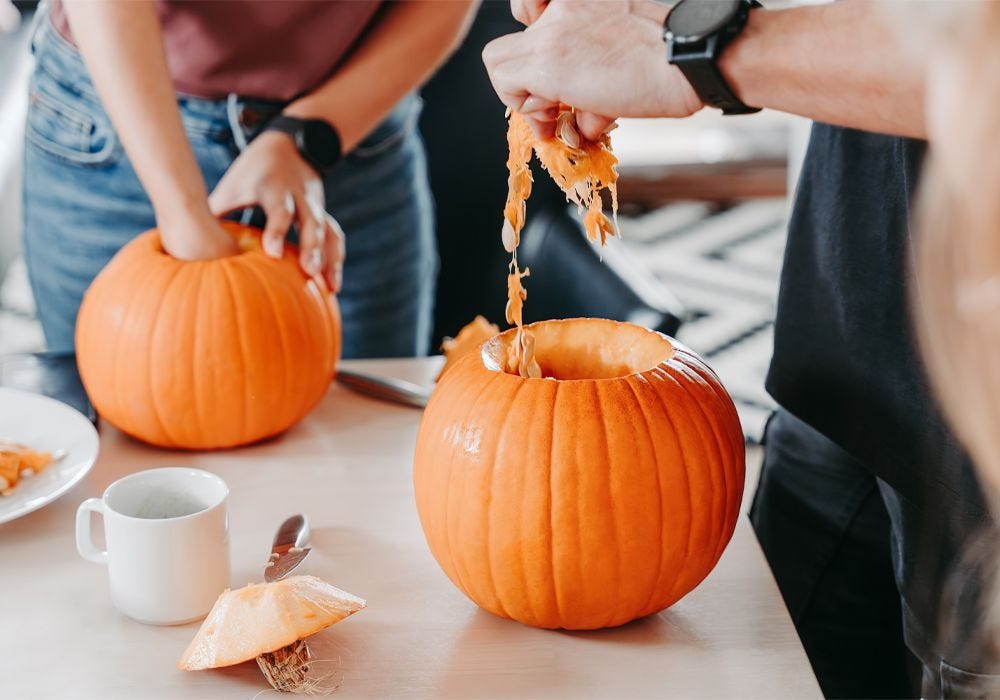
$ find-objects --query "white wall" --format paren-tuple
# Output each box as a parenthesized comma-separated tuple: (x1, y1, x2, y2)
(0, 13, 32, 285)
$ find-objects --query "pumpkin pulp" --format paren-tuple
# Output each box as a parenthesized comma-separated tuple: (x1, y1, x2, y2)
(502, 109, 620, 379)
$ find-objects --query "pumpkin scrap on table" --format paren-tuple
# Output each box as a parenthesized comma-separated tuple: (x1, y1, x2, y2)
(502, 108, 620, 377)
(179, 574, 365, 693)
(0, 442, 55, 496)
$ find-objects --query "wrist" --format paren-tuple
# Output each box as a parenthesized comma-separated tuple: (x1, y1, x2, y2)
(261, 114, 342, 174)
(149, 165, 213, 228)
(254, 128, 301, 158)
(154, 195, 217, 235)
(717, 6, 768, 110)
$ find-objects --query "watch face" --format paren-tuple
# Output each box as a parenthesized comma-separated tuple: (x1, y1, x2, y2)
(667, 0, 742, 43)
(300, 120, 342, 169)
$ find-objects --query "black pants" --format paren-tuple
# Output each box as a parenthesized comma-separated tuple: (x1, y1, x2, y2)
(751, 410, 1000, 699)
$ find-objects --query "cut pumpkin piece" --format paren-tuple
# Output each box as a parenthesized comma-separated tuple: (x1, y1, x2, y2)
(0, 443, 54, 496)
(438, 315, 500, 381)
(178, 575, 365, 671)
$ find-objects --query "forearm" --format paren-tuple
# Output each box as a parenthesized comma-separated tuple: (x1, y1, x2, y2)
(62, 0, 207, 221)
(720, 1, 926, 139)
(285, 0, 479, 151)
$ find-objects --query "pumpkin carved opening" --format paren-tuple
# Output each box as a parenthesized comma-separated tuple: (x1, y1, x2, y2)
(149, 222, 260, 258)
(483, 318, 674, 380)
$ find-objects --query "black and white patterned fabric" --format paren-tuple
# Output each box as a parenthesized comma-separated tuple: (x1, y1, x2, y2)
(618, 198, 786, 442)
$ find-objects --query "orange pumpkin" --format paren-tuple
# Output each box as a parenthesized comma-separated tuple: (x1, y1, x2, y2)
(414, 318, 744, 630)
(76, 222, 340, 449)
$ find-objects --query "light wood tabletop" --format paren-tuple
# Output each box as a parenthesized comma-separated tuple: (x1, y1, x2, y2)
(0, 357, 820, 699)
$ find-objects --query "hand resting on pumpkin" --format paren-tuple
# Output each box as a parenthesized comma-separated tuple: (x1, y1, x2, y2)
(60, 0, 343, 291)
(208, 131, 346, 293)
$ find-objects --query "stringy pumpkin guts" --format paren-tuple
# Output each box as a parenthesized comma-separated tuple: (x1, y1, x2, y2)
(502, 108, 620, 377)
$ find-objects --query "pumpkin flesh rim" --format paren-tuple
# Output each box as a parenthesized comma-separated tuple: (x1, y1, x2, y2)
(148, 221, 266, 261)
(480, 317, 675, 382)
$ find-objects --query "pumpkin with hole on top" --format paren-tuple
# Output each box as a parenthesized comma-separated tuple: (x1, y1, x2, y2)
(75, 222, 340, 449)
(413, 317, 744, 630)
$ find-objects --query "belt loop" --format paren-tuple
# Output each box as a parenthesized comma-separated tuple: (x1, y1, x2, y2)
(29, 3, 49, 55)
(224, 93, 255, 225)
(226, 93, 250, 153)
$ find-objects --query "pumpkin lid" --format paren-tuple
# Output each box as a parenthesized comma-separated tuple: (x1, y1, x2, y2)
(178, 575, 366, 670)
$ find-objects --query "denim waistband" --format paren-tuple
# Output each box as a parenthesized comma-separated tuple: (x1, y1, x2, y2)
(30, 10, 420, 150)
(31, 12, 286, 126)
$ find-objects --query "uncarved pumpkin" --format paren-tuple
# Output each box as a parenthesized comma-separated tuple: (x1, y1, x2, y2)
(414, 318, 744, 630)
(75, 222, 340, 449)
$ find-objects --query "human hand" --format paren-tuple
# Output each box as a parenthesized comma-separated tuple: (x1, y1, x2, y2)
(511, 0, 547, 25)
(157, 207, 240, 261)
(208, 130, 345, 292)
(508, 0, 607, 139)
(484, 0, 704, 140)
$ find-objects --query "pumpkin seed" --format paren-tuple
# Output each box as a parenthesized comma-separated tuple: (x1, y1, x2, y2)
(557, 112, 581, 150)
(502, 219, 517, 253)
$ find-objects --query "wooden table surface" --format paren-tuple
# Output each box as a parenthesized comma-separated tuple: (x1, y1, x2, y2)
(0, 357, 820, 699)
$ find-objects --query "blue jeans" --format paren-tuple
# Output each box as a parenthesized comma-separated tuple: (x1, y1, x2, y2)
(23, 17, 437, 358)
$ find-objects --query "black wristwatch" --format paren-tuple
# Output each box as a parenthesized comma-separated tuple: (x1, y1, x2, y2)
(263, 115, 342, 174)
(664, 0, 761, 115)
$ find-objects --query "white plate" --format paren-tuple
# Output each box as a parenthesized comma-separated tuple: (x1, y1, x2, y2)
(0, 387, 99, 525)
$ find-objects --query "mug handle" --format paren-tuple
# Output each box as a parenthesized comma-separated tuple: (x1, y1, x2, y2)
(76, 498, 108, 564)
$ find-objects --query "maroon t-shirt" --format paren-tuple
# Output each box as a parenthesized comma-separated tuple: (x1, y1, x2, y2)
(51, 0, 382, 101)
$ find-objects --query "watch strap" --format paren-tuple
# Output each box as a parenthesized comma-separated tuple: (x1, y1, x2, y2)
(262, 114, 304, 138)
(261, 115, 342, 174)
(665, 0, 761, 116)
(671, 45, 760, 116)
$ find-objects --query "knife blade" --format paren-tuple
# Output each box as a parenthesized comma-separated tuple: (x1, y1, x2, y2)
(335, 369, 431, 409)
(265, 514, 311, 583)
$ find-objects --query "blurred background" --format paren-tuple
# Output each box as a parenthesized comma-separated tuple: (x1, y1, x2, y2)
(0, 1, 808, 441)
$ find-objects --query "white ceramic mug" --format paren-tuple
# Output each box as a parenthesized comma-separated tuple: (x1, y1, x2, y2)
(76, 467, 230, 625)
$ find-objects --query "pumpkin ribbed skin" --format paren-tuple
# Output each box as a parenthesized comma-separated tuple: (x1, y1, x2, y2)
(76, 223, 340, 449)
(413, 318, 744, 630)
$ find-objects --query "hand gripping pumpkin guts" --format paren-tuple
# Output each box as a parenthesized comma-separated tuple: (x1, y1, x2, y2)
(502, 108, 620, 377)
(415, 111, 745, 630)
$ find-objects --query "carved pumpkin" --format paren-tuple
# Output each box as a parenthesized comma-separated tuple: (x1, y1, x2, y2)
(75, 222, 340, 449)
(414, 318, 744, 630)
